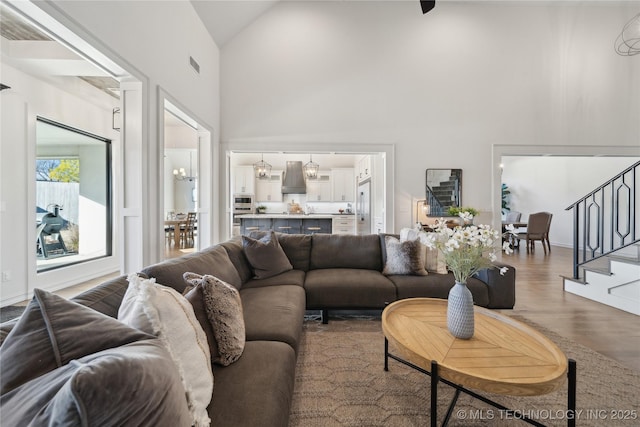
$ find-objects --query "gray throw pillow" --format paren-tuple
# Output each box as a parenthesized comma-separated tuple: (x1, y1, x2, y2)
(0, 288, 153, 395)
(184, 272, 246, 366)
(242, 231, 293, 279)
(1, 340, 191, 427)
(382, 236, 428, 276)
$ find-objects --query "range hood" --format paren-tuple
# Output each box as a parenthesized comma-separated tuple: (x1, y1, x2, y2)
(281, 161, 307, 194)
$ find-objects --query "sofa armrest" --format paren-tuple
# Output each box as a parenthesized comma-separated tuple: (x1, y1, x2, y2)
(474, 262, 516, 309)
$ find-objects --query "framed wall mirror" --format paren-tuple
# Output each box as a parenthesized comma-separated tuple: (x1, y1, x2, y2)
(426, 169, 462, 216)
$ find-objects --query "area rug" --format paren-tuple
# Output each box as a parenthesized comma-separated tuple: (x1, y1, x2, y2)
(0, 305, 25, 323)
(290, 317, 640, 427)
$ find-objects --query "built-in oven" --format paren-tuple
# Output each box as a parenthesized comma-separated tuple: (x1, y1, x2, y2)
(232, 194, 255, 236)
(233, 194, 255, 214)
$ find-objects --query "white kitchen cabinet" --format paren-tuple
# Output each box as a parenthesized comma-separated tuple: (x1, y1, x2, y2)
(332, 168, 355, 202)
(332, 215, 356, 234)
(357, 156, 371, 183)
(233, 166, 255, 194)
(255, 171, 283, 202)
(306, 171, 332, 201)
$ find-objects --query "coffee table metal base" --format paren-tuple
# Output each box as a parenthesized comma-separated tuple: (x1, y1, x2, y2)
(384, 338, 577, 427)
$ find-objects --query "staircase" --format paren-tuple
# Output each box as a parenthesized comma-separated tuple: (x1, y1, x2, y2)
(563, 245, 640, 315)
(563, 160, 640, 315)
(427, 175, 460, 216)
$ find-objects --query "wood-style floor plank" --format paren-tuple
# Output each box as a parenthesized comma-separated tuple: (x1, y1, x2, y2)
(498, 245, 640, 372)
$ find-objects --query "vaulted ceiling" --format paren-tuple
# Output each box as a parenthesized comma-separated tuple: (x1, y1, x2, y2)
(191, 0, 279, 47)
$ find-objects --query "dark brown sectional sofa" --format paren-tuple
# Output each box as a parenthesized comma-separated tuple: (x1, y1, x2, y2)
(0, 232, 515, 427)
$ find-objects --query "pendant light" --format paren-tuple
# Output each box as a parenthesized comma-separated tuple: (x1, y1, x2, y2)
(173, 151, 196, 181)
(303, 154, 320, 180)
(253, 153, 272, 180)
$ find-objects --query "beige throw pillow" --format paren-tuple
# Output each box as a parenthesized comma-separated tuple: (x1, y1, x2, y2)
(382, 236, 428, 276)
(118, 274, 213, 427)
(400, 228, 448, 274)
(183, 272, 245, 366)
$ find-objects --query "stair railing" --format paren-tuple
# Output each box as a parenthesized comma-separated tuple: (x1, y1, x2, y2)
(565, 160, 639, 279)
(426, 185, 446, 217)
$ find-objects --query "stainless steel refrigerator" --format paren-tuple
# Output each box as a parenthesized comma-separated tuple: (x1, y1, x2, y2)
(356, 181, 371, 235)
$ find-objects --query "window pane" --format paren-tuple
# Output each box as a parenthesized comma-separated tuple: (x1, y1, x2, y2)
(36, 118, 112, 272)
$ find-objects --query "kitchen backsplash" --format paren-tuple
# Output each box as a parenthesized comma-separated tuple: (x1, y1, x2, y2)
(255, 194, 353, 214)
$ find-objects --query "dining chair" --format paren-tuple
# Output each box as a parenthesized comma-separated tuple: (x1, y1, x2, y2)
(505, 211, 522, 222)
(180, 212, 197, 248)
(165, 225, 175, 245)
(515, 212, 552, 254)
(503, 211, 522, 248)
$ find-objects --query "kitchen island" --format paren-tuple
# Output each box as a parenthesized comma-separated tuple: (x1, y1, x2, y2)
(237, 214, 355, 235)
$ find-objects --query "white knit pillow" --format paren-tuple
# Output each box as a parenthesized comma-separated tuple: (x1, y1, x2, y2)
(118, 274, 213, 427)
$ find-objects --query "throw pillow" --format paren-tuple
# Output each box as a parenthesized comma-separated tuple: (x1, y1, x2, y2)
(1, 340, 191, 427)
(400, 228, 448, 274)
(0, 288, 153, 395)
(183, 272, 245, 366)
(242, 230, 293, 279)
(118, 274, 213, 427)
(382, 236, 428, 276)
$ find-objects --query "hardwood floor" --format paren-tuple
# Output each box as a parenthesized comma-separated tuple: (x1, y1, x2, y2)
(49, 242, 640, 372)
(498, 245, 640, 372)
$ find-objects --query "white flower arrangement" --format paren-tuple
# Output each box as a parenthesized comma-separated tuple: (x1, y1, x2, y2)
(424, 215, 515, 284)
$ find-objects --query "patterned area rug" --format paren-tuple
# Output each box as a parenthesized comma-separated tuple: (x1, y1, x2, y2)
(290, 316, 640, 426)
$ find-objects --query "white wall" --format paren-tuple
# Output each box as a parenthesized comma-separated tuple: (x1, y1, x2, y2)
(50, 0, 220, 261)
(0, 64, 119, 304)
(0, 0, 220, 304)
(220, 1, 640, 232)
(502, 156, 640, 247)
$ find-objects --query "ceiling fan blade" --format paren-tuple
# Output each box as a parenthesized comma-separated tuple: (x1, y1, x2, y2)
(420, 0, 435, 14)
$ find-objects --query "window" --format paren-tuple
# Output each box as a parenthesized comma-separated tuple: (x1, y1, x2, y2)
(36, 117, 112, 271)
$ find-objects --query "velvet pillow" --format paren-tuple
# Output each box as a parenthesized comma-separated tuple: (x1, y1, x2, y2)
(0, 340, 191, 427)
(382, 236, 428, 276)
(242, 231, 293, 279)
(183, 272, 245, 366)
(118, 274, 213, 427)
(0, 288, 153, 395)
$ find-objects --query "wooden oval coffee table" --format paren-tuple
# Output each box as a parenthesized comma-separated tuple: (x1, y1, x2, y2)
(382, 298, 576, 427)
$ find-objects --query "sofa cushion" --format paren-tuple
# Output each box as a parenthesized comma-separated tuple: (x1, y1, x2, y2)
(0, 340, 191, 427)
(382, 236, 428, 276)
(183, 273, 246, 366)
(118, 274, 213, 427)
(388, 274, 490, 307)
(0, 288, 153, 395)
(242, 269, 306, 289)
(240, 285, 306, 353)
(310, 234, 383, 271)
(242, 231, 293, 279)
(70, 274, 129, 318)
(304, 268, 396, 308)
(249, 231, 312, 271)
(209, 340, 296, 427)
(220, 236, 254, 285)
(141, 244, 242, 293)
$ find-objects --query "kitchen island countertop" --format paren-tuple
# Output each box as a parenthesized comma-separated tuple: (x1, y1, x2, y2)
(236, 214, 344, 219)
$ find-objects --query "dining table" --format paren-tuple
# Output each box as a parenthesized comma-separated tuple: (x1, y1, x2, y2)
(164, 218, 187, 247)
(502, 221, 527, 248)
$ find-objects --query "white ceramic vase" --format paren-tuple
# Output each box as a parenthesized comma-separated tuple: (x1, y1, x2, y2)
(447, 281, 475, 339)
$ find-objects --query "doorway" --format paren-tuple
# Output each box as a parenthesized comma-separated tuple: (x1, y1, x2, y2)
(160, 96, 215, 260)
